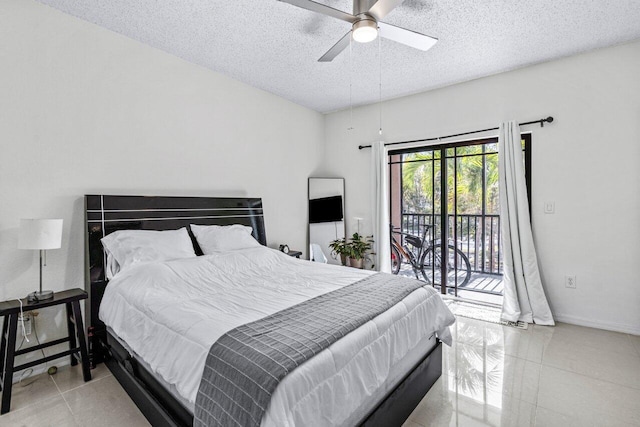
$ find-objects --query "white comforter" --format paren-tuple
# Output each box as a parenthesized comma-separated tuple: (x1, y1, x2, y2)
(100, 246, 455, 427)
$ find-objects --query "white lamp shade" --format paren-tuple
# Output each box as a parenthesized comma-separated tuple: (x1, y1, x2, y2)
(18, 219, 63, 250)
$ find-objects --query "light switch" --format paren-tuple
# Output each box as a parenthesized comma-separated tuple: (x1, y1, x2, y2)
(544, 202, 555, 214)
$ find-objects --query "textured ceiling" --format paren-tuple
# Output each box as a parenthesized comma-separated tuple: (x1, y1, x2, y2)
(37, 0, 640, 113)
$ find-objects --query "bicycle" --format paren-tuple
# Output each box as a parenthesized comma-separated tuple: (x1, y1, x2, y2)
(390, 224, 471, 287)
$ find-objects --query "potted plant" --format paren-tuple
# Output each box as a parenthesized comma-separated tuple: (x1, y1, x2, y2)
(328, 238, 349, 266)
(346, 232, 374, 269)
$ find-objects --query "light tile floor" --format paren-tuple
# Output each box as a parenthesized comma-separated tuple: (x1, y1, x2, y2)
(0, 363, 149, 427)
(405, 318, 640, 427)
(2, 319, 639, 426)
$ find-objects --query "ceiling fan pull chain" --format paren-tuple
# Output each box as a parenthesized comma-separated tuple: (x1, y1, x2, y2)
(348, 36, 354, 131)
(379, 30, 383, 136)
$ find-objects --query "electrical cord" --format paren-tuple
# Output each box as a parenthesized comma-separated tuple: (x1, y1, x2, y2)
(16, 336, 37, 386)
(12, 304, 53, 386)
(15, 299, 30, 343)
(19, 368, 36, 387)
(32, 317, 49, 363)
(33, 315, 57, 375)
(14, 300, 37, 387)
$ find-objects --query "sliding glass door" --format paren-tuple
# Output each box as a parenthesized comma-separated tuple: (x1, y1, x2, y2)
(389, 135, 531, 300)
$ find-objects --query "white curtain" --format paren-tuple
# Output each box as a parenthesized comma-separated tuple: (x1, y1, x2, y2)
(371, 141, 391, 273)
(499, 121, 554, 325)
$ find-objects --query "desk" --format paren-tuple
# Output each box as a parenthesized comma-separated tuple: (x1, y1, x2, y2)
(0, 289, 91, 414)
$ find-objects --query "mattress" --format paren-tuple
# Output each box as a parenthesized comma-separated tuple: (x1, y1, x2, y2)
(108, 326, 194, 411)
(108, 325, 438, 423)
(99, 246, 455, 427)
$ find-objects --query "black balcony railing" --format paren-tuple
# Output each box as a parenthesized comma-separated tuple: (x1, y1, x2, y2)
(401, 213, 502, 275)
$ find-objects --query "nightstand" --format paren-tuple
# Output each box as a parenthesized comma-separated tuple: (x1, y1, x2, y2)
(286, 250, 303, 259)
(0, 288, 91, 414)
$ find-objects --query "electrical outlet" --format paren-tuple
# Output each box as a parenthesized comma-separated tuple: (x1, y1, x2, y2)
(565, 275, 577, 289)
(544, 201, 555, 214)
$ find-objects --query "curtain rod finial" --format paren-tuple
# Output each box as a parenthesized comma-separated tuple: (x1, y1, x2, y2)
(540, 116, 553, 128)
(541, 116, 554, 127)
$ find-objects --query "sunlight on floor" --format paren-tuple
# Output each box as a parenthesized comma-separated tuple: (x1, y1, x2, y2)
(404, 317, 640, 427)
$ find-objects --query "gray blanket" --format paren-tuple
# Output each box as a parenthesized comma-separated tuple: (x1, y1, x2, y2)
(194, 272, 425, 427)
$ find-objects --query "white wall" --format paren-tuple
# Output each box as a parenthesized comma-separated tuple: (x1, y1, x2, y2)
(322, 41, 640, 334)
(0, 0, 324, 372)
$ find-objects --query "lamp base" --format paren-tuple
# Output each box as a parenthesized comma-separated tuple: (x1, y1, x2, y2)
(27, 290, 54, 302)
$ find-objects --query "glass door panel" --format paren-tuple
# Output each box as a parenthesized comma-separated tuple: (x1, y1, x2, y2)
(389, 135, 530, 301)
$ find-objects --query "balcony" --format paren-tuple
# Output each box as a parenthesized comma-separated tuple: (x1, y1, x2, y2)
(387, 139, 523, 304)
(397, 213, 504, 300)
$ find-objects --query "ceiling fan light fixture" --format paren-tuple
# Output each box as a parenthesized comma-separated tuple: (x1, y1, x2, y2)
(352, 19, 378, 43)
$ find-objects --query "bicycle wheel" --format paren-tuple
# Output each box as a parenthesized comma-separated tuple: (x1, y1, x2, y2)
(419, 245, 471, 287)
(391, 245, 401, 275)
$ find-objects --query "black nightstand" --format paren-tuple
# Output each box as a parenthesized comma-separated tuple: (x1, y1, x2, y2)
(0, 288, 91, 414)
(286, 250, 303, 259)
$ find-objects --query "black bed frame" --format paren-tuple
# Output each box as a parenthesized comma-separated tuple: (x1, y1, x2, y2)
(84, 194, 442, 427)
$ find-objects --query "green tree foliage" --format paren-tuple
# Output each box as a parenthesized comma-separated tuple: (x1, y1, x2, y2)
(401, 151, 439, 214)
(401, 145, 500, 216)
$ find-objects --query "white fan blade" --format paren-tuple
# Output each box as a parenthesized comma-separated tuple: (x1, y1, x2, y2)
(368, 0, 405, 20)
(318, 31, 352, 62)
(378, 22, 437, 51)
(278, 0, 357, 24)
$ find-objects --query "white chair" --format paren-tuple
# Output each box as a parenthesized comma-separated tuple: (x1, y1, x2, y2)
(310, 243, 328, 263)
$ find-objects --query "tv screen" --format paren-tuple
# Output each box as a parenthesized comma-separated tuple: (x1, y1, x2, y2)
(309, 196, 343, 224)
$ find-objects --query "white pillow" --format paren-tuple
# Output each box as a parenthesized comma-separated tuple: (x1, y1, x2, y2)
(104, 249, 120, 280)
(101, 228, 196, 276)
(190, 224, 261, 253)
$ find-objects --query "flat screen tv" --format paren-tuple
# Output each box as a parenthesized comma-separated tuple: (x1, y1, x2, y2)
(309, 196, 343, 224)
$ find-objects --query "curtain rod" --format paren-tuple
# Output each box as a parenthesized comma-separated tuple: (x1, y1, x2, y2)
(358, 116, 554, 150)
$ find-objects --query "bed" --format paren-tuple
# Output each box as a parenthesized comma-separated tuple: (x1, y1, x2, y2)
(84, 195, 455, 427)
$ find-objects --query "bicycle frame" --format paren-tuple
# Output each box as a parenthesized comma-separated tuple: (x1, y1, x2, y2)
(390, 234, 412, 263)
(391, 225, 433, 278)
(391, 223, 472, 292)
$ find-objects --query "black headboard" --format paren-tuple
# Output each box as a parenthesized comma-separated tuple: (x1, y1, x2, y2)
(83, 194, 266, 365)
(85, 195, 266, 284)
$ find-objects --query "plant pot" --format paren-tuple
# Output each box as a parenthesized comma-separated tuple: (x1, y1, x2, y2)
(350, 258, 364, 269)
(340, 253, 348, 266)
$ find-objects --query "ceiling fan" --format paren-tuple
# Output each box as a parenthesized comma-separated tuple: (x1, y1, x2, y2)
(278, 0, 438, 62)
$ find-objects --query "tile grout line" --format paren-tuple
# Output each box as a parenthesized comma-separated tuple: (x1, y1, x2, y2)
(59, 388, 76, 417)
(417, 372, 539, 426)
(539, 334, 640, 390)
(538, 363, 640, 393)
(51, 373, 77, 419)
(48, 367, 112, 419)
(58, 373, 112, 395)
(447, 339, 544, 365)
(58, 374, 115, 426)
(536, 368, 640, 426)
(0, 375, 61, 419)
(51, 374, 63, 394)
(59, 390, 84, 427)
(438, 370, 540, 407)
(532, 347, 544, 427)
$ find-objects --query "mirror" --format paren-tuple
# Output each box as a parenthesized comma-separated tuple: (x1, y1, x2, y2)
(308, 178, 345, 265)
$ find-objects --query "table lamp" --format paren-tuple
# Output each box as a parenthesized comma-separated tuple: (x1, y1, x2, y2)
(19, 219, 63, 301)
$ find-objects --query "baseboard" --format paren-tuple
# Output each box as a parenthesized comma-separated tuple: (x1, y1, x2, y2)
(553, 313, 640, 336)
(12, 359, 70, 384)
